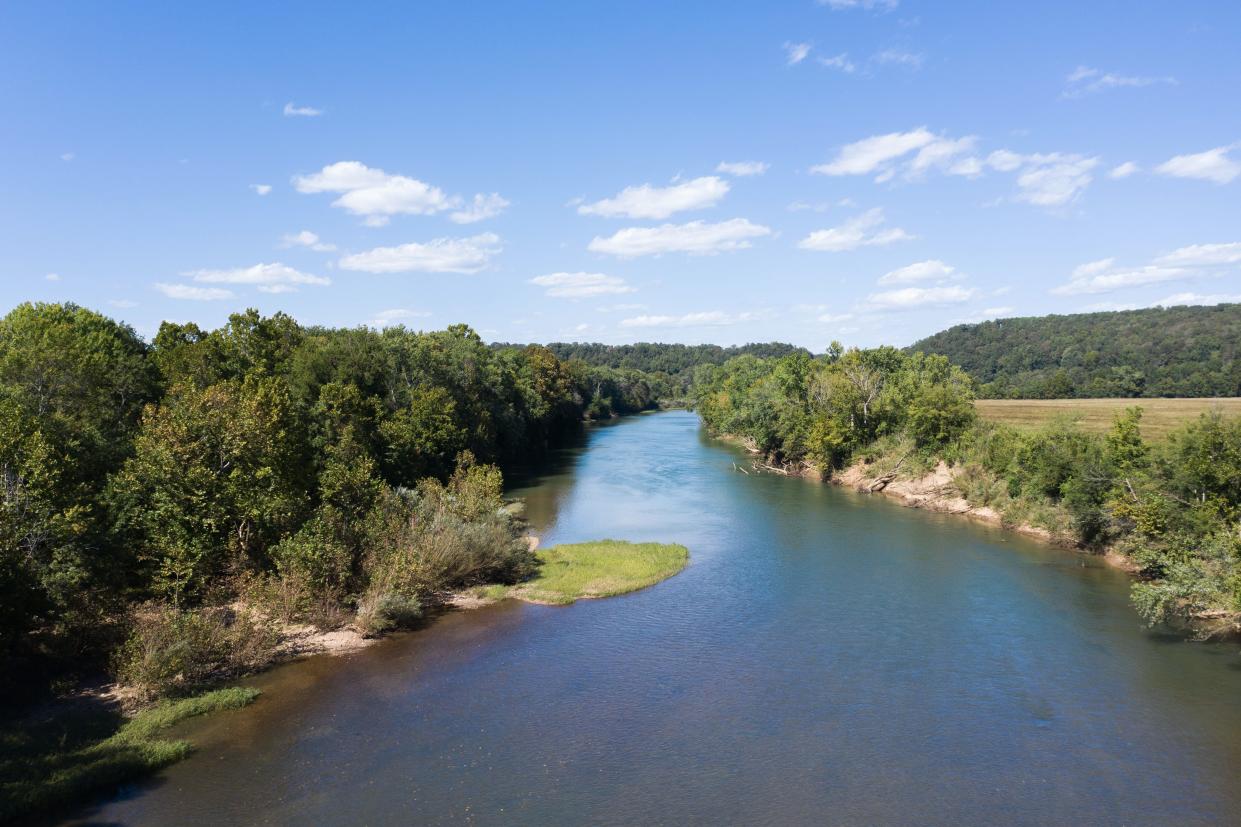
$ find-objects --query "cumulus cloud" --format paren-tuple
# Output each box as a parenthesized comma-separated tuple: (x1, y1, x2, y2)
(588, 219, 770, 257)
(250, 184, 273, 195)
(60, 152, 75, 162)
(1155, 145, 1240, 184)
(184, 262, 331, 293)
(877, 259, 956, 284)
(338, 233, 501, 274)
(784, 42, 811, 65)
(155, 283, 234, 301)
(865, 285, 975, 309)
(450, 193, 510, 224)
(798, 208, 914, 252)
(367, 308, 431, 328)
(578, 176, 729, 219)
(1063, 66, 1176, 98)
(280, 230, 336, 252)
(812, 127, 1098, 206)
(294, 161, 507, 224)
(45, 272, 61, 282)
(620, 311, 759, 328)
(716, 160, 769, 177)
(1109, 161, 1139, 179)
(530, 272, 636, 298)
(283, 102, 323, 117)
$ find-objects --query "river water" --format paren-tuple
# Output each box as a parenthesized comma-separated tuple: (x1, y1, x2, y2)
(71, 411, 1241, 825)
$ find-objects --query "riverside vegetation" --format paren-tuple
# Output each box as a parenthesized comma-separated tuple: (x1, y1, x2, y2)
(694, 344, 1241, 635)
(0, 302, 716, 820)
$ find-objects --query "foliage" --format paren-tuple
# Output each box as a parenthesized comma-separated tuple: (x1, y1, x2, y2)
(911, 303, 1241, 398)
(0, 686, 258, 822)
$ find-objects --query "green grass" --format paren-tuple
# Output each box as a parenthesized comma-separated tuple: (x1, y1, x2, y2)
(976, 397, 1241, 440)
(0, 686, 259, 822)
(495, 540, 688, 605)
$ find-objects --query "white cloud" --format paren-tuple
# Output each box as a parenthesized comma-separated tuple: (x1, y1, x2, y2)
(784, 42, 811, 65)
(1153, 242, 1241, 267)
(530, 272, 636, 298)
(877, 259, 956, 284)
(1052, 263, 1188, 295)
(1063, 66, 1175, 98)
(865, 285, 975, 309)
(1155, 145, 1240, 184)
(250, 183, 273, 195)
(155, 283, 234, 301)
(184, 263, 330, 291)
(283, 102, 323, 117)
(367, 308, 432, 328)
(588, 218, 770, 257)
(294, 161, 506, 224)
(294, 161, 455, 219)
(817, 312, 854, 323)
(620, 311, 759, 328)
(450, 192, 510, 224)
(44, 272, 61, 282)
(817, 0, 897, 9)
(980, 306, 1014, 317)
(798, 208, 914, 252)
(873, 49, 923, 69)
(338, 233, 501, 274)
(578, 176, 729, 219)
(1155, 292, 1241, 307)
(108, 299, 138, 309)
(280, 230, 336, 252)
(812, 128, 976, 182)
(988, 151, 1098, 206)
(60, 152, 74, 162)
(812, 128, 936, 176)
(817, 53, 857, 73)
(597, 303, 646, 313)
(1109, 161, 1139, 179)
(716, 160, 769, 177)
(1054, 241, 1241, 296)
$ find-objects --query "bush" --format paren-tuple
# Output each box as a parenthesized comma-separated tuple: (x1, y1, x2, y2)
(114, 605, 278, 698)
(355, 592, 423, 637)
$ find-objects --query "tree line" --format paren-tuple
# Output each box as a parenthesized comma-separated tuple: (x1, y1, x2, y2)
(695, 343, 1241, 632)
(0, 303, 673, 698)
(911, 303, 1241, 399)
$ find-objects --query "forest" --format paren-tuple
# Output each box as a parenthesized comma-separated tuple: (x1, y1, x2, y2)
(0, 303, 690, 703)
(504, 341, 809, 399)
(911, 303, 1241, 398)
(695, 344, 1241, 633)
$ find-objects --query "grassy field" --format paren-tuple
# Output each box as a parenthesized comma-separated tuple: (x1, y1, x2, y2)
(976, 397, 1241, 440)
(479, 540, 688, 605)
(1, 686, 260, 822)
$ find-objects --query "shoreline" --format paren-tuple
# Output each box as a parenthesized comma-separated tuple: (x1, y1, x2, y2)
(717, 432, 1239, 640)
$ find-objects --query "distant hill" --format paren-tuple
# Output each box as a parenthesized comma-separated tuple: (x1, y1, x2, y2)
(496, 341, 810, 377)
(911, 304, 1241, 398)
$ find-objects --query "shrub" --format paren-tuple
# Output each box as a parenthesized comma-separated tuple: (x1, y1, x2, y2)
(114, 605, 278, 698)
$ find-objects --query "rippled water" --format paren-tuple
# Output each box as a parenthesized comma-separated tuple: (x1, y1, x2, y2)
(70, 411, 1241, 826)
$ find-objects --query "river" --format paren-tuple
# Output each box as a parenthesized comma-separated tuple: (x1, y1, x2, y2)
(70, 410, 1241, 825)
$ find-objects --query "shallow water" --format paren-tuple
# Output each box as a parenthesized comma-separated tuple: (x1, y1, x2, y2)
(70, 411, 1241, 826)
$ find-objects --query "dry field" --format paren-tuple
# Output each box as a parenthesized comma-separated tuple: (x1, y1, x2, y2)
(975, 398, 1241, 440)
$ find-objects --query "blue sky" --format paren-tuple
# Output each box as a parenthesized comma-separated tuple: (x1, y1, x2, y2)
(3, 1, 1240, 348)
